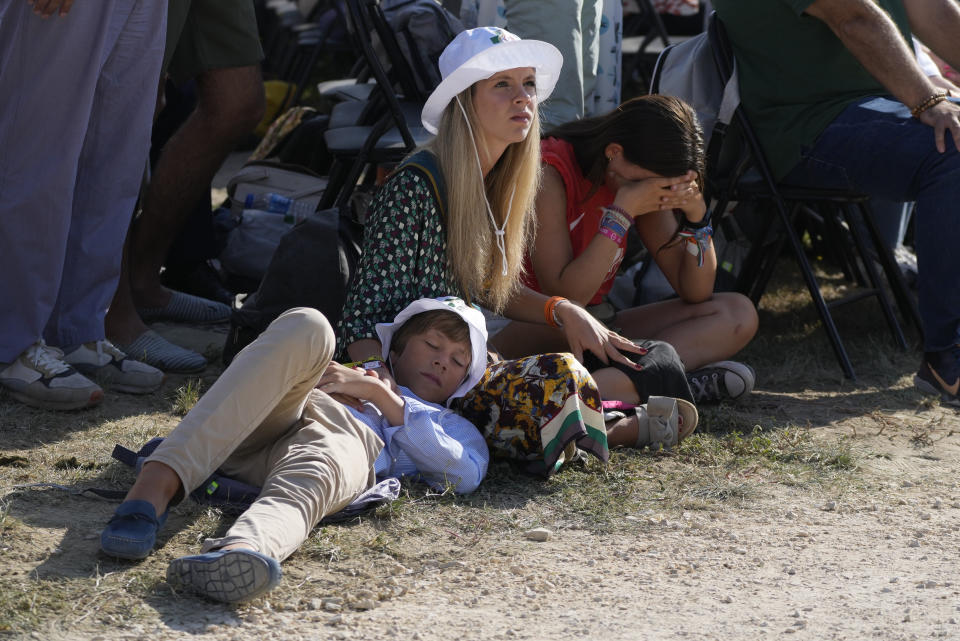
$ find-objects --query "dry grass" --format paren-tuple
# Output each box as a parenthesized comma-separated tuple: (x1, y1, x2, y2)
(0, 255, 953, 637)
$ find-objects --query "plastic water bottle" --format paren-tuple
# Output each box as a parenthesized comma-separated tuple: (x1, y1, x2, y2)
(244, 192, 292, 216)
(243, 193, 314, 224)
(289, 199, 315, 223)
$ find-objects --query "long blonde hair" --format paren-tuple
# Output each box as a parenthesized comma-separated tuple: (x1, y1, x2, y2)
(424, 86, 542, 313)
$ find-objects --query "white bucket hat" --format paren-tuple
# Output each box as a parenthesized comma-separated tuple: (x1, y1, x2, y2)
(421, 26, 563, 134)
(375, 296, 488, 406)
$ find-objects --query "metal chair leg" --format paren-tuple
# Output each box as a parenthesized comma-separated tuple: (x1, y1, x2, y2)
(842, 204, 907, 349)
(775, 198, 857, 379)
(858, 202, 923, 335)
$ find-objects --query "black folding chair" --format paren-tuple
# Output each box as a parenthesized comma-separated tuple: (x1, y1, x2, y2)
(318, 0, 433, 209)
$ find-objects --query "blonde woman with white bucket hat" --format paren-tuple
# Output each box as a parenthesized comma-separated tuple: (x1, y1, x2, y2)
(338, 27, 697, 475)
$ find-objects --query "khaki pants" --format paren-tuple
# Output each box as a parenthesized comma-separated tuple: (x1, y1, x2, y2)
(148, 308, 383, 561)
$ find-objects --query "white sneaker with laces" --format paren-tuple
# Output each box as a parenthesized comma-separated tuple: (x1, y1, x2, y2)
(63, 340, 164, 394)
(0, 341, 103, 410)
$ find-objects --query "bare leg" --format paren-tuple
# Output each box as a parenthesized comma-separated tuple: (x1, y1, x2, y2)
(123, 460, 183, 516)
(591, 367, 640, 404)
(605, 414, 639, 447)
(105, 227, 146, 345)
(614, 293, 758, 370)
(105, 64, 264, 344)
(492, 293, 757, 371)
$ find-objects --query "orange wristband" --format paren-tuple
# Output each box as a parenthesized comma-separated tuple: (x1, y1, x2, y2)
(545, 296, 566, 328)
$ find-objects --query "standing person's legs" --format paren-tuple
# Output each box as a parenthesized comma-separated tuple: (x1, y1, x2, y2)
(586, 0, 622, 117)
(0, 1, 112, 362)
(106, 0, 264, 369)
(45, 0, 166, 349)
(0, 0, 163, 408)
(503, 0, 586, 127)
(579, 0, 602, 114)
(129, 0, 264, 316)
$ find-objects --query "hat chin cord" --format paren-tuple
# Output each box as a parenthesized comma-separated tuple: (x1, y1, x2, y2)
(455, 96, 515, 277)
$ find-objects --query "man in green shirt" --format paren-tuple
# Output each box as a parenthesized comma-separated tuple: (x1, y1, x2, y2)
(713, 0, 960, 407)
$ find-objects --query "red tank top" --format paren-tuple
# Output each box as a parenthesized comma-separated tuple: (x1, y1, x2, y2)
(524, 137, 621, 306)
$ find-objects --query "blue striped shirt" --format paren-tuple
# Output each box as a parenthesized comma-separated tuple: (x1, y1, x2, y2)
(347, 386, 489, 494)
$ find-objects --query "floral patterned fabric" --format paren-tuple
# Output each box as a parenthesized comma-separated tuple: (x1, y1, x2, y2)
(456, 353, 609, 477)
(338, 165, 458, 349)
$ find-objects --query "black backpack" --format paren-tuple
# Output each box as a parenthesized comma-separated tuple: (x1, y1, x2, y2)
(222, 206, 363, 365)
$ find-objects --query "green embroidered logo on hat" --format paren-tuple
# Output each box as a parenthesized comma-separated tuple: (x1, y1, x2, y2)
(489, 32, 503, 44)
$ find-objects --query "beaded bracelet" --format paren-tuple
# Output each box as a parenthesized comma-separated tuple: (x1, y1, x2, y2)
(544, 296, 567, 328)
(677, 224, 713, 267)
(911, 90, 950, 118)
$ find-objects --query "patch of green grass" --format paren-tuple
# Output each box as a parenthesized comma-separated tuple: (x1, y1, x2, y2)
(170, 379, 202, 417)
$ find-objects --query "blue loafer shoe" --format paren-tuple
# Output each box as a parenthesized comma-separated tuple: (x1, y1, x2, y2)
(100, 499, 168, 560)
(166, 549, 282, 603)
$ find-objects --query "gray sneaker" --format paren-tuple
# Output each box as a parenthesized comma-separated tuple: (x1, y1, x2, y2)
(63, 340, 164, 394)
(0, 341, 103, 410)
(686, 360, 756, 404)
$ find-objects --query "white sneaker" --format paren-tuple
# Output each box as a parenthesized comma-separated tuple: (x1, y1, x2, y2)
(0, 341, 103, 410)
(63, 340, 164, 394)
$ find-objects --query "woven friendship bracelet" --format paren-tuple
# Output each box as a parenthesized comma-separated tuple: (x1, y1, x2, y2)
(911, 90, 950, 118)
(677, 224, 713, 268)
(600, 212, 628, 234)
(601, 205, 632, 230)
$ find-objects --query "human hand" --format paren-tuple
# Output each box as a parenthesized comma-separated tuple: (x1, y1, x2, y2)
(613, 171, 700, 217)
(555, 301, 648, 367)
(317, 362, 394, 409)
(321, 368, 391, 403)
(28, 0, 74, 18)
(918, 100, 960, 153)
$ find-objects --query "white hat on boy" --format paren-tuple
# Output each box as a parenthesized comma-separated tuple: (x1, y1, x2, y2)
(421, 26, 563, 134)
(375, 296, 488, 406)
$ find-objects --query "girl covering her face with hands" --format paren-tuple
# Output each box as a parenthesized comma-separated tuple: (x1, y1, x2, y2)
(491, 95, 760, 412)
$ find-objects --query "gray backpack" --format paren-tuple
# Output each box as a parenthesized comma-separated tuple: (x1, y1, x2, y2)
(379, 0, 465, 98)
(649, 30, 754, 294)
(650, 31, 739, 147)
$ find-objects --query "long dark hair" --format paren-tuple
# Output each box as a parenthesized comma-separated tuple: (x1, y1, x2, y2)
(545, 95, 705, 191)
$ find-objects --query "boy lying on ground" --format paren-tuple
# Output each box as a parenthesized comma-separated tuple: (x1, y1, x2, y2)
(99, 296, 489, 603)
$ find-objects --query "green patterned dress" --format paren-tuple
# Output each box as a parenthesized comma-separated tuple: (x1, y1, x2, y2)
(339, 156, 608, 476)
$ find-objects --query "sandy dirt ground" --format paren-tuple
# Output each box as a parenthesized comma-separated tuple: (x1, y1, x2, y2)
(3, 393, 958, 641)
